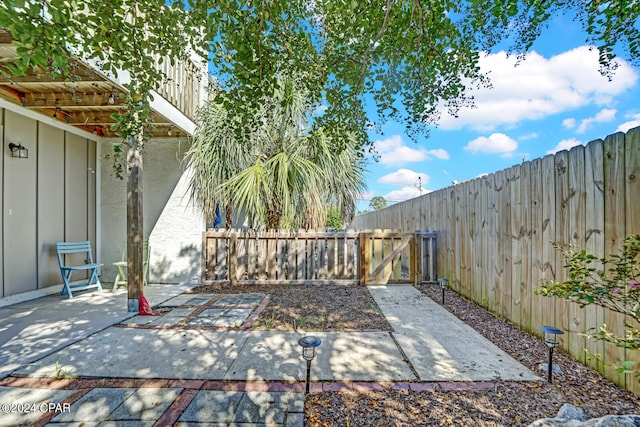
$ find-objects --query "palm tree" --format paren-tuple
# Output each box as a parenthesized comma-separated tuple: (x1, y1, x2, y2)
(186, 74, 366, 229)
(186, 97, 251, 225)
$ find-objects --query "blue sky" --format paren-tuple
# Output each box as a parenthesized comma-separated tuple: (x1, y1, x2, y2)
(356, 15, 640, 212)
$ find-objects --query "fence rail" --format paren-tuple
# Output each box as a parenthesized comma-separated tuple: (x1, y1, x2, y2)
(351, 127, 640, 395)
(202, 229, 437, 286)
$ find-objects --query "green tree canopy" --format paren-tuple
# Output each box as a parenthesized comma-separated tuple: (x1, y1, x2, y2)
(325, 206, 345, 230)
(370, 196, 388, 211)
(2, 1, 638, 151)
(197, 0, 640, 150)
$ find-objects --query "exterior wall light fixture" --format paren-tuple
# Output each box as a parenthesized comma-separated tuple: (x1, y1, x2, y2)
(9, 142, 28, 158)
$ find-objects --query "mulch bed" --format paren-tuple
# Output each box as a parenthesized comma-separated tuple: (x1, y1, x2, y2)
(191, 283, 392, 332)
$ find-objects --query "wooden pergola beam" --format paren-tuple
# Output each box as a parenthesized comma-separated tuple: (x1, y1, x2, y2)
(18, 91, 124, 107)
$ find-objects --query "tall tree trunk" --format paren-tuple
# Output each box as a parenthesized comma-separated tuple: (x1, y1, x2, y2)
(127, 137, 144, 312)
(225, 204, 232, 229)
(267, 206, 280, 230)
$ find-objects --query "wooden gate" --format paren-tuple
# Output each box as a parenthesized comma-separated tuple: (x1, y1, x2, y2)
(359, 230, 436, 285)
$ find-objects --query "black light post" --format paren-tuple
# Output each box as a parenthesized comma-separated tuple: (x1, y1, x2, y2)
(540, 325, 564, 383)
(298, 336, 321, 394)
(438, 278, 448, 304)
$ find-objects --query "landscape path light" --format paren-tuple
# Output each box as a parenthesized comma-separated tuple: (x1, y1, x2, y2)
(298, 335, 321, 394)
(540, 325, 564, 383)
(438, 278, 448, 304)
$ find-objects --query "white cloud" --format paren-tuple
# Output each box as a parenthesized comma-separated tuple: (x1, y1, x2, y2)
(616, 113, 640, 133)
(425, 148, 450, 160)
(378, 168, 430, 186)
(383, 186, 431, 202)
(617, 121, 640, 133)
(546, 138, 583, 154)
(519, 132, 539, 140)
(372, 135, 449, 165)
(437, 47, 638, 131)
(576, 108, 617, 133)
(464, 133, 518, 157)
(562, 118, 576, 129)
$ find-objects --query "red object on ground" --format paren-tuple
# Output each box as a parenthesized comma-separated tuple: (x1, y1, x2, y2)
(139, 294, 156, 315)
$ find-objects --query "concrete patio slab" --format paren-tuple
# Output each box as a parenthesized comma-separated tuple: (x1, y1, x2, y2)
(0, 386, 74, 425)
(106, 387, 182, 421)
(158, 294, 216, 307)
(368, 285, 539, 382)
(177, 390, 244, 423)
(223, 331, 416, 382)
(51, 388, 138, 423)
(0, 384, 303, 427)
(14, 328, 246, 380)
(178, 390, 301, 425)
(0, 284, 193, 379)
(233, 391, 296, 424)
(185, 308, 254, 327)
(13, 328, 416, 382)
(212, 293, 265, 307)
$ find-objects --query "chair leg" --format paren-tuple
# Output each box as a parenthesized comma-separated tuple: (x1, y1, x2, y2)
(113, 273, 121, 291)
(89, 269, 102, 293)
(61, 270, 74, 299)
(113, 264, 128, 290)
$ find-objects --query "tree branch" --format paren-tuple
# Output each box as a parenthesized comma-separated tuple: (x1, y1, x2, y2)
(357, 0, 394, 89)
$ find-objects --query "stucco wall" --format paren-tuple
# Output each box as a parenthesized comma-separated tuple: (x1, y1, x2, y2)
(99, 139, 204, 285)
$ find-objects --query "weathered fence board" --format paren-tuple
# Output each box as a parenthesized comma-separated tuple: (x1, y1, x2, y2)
(604, 133, 627, 388)
(584, 139, 605, 375)
(555, 150, 570, 351)
(530, 158, 544, 338)
(474, 179, 483, 306)
(520, 161, 532, 333)
(502, 169, 513, 320)
(350, 127, 640, 395)
(568, 145, 587, 363)
(511, 164, 522, 328)
(625, 129, 640, 395)
(541, 154, 557, 329)
(486, 173, 497, 311)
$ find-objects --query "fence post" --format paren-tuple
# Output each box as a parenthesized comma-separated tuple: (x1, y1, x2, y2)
(359, 232, 368, 285)
(414, 231, 422, 285)
(230, 232, 237, 286)
(201, 231, 208, 284)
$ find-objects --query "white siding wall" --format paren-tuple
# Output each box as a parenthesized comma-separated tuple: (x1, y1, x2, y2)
(1, 108, 97, 298)
(0, 105, 203, 301)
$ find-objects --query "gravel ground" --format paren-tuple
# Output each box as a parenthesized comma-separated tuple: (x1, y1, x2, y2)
(192, 282, 640, 425)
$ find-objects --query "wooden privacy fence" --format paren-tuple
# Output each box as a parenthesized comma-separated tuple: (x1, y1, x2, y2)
(351, 127, 640, 395)
(202, 229, 437, 286)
